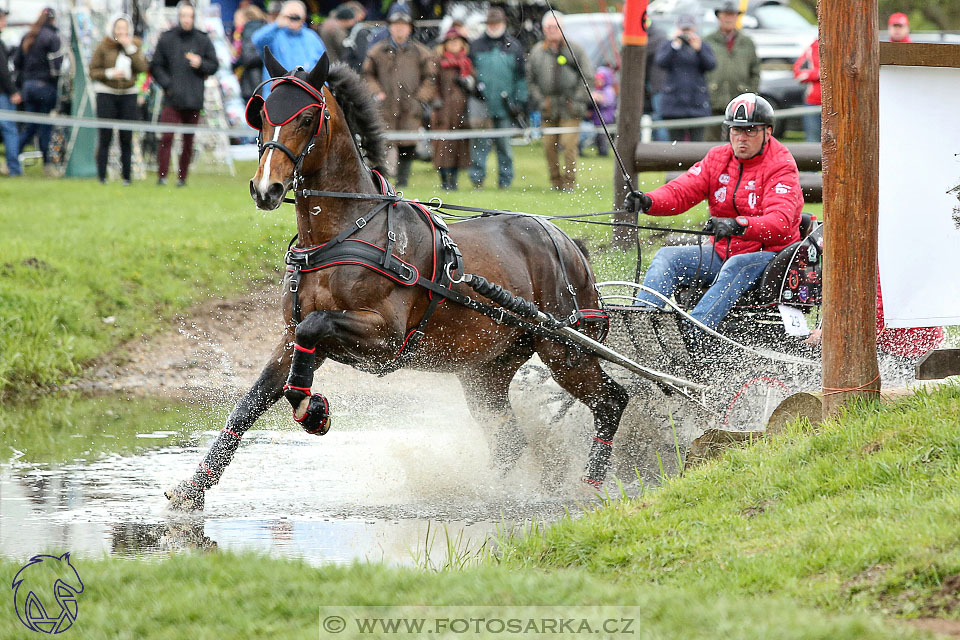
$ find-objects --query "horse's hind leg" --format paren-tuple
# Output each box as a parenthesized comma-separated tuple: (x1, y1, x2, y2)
(458, 340, 534, 473)
(166, 339, 291, 511)
(535, 340, 629, 487)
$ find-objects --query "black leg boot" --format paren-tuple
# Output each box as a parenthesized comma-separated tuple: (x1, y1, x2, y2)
(396, 146, 414, 188)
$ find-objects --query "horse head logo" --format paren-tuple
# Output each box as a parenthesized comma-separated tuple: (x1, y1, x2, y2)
(12, 553, 84, 634)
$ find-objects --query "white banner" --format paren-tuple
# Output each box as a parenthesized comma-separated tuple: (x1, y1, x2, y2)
(879, 64, 960, 328)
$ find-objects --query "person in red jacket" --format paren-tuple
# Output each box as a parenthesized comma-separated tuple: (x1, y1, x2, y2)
(624, 93, 802, 330)
(887, 13, 912, 43)
(793, 38, 820, 142)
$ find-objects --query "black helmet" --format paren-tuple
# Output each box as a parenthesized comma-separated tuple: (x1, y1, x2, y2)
(723, 93, 775, 127)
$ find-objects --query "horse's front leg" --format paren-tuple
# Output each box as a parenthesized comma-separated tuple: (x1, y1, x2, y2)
(166, 339, 292, 511)
(283, 309, 398, 426)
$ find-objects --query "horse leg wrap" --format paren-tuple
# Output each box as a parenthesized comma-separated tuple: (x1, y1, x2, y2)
(293, 392, 331, 435)
(284, 343, 316, 407)
(165, 478, 206, 511)
(492, 417, 527, 473)
(583, 437, 613, 487)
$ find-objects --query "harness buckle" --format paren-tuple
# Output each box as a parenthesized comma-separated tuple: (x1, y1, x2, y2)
(355, 217, 367, 229)
(387, 231, 397, 242)
(569, 312, 579, 326)
(567, 284, 576, 295)
(289, 275, 300, 293)
(399, 264, 415, 282)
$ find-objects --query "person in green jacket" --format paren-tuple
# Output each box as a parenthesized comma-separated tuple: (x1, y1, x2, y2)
(468, 7, 528, 189)
(704, 1, 760, 140)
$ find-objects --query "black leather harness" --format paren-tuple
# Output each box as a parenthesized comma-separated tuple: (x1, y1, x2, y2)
(285, 170, 464, 371)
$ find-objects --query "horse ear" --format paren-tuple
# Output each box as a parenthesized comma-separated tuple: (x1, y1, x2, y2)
(263, 46, 287, 78)
(306, 53, 330, 92)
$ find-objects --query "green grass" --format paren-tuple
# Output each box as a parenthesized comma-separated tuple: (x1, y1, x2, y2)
(499, 384, 960, 620)
(0, 142, 821, 396)
(0, 553, 920, 639)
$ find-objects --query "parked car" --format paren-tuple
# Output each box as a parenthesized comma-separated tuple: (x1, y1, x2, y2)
(562, 2, 817, 136)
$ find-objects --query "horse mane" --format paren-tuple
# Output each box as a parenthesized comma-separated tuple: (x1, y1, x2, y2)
(325, 63, 387, 173)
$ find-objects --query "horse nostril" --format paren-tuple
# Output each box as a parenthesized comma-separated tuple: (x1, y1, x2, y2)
(249, 180, 258, 200)
(266, 182, 285, 201)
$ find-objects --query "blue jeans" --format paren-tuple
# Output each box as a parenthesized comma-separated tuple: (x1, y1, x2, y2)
(19, 80, 58, 163)
(0, 94, 21, 175)
(803, 110, 821, 143)
(469, 116, 514, 188)
(651, 93, 669, 142)
(635, 244, 776, 329)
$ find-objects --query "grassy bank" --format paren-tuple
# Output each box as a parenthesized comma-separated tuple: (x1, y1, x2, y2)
(501, 384, 960, 620)
(0, 553, 917, 639)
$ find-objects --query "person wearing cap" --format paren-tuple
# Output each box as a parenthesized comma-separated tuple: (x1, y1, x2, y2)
(468, 6, 527, 189)
(340, 1, 375, 72)
(252, 0, 327, 96)
(792, 38, 820, 142)
(362, 4, 436, 187)
(90, 15, 148, 185)
(623, 93, 802, 331)
(887, 13, 912, 43)
(0, 8, 22, 177)
(704, 1, 759, 141)
(150, 1, 219, 186)
(13, 7, 64, 176)
(654, 13, 715, 142)
(431, 26, 473, 190)
(317, 5, 357, 63)
(526, 12, 593, 191)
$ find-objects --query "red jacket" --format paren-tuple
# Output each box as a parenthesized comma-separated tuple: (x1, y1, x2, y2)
(646, 137, 803, 259)
(876, 281, 944, 359)
(793, 39, 820, 106)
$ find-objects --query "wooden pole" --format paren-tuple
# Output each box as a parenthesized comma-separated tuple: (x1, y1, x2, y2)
(818, 0, 881, 417)
(612, 0, 648, 249)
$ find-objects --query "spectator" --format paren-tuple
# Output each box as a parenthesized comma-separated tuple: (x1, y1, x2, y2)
(526, 12, 593, 191)
(887, 12, 912, 43)
(89, 15, 148, 185)
(654, 13, 715, 142)
(266, 1, 282, 23)
(318, 6, 356, 63)
(233, 5, 268, 102)
(645, 22, 668, 142)
(0, 8, 22, 177)
(252, 1, 326, 95)
(431, 26, 472, 190)
(704, 1, 760, 141)
(468, 6, 527, 189)
(792, 38, 820, 142)
(362, 4, 436, 188)
(340, 2, 374, 72)
(589, 66, 617, 156)
(150, 1, 218, 186)
(14, 7, 63, 177)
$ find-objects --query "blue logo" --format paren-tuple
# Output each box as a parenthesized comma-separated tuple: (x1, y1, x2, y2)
(12, 553, 83, 634)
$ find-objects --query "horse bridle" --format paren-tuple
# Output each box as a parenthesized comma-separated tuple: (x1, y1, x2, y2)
(246, 74, 331, 184)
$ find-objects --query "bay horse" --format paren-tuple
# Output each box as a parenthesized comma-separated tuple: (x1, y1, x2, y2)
(165, 51, 629, 511)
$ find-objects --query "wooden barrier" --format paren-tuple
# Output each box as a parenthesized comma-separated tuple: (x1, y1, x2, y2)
(634, 142, 823, 173)
(663, 170, 823, 202)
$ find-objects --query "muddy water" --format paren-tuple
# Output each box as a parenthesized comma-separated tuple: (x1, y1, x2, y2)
(2, 290, 697, 568)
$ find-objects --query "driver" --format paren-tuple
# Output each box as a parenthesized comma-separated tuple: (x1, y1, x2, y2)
(624, 92, 802, 330)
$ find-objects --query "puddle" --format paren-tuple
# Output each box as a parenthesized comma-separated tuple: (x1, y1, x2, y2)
(0, 382, 612, 568)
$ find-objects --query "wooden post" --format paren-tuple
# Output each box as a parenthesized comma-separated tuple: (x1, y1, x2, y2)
(612, 0, 648, 249)
(818, 0, 881, 417)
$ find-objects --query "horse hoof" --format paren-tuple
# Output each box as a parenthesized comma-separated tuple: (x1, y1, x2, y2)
(293, 393, 330, 435)
(165, 479, 205, 512)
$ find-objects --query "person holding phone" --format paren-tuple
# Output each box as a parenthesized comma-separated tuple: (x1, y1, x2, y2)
(654, 13, 715, 142)
(251, 0, 326, 97)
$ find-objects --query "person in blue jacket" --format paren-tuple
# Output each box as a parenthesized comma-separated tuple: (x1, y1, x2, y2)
(251, 0, 326, 93)
(654, 13, 715, 142)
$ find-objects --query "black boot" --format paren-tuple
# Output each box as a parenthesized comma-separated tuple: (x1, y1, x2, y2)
(396, 146, 414, 188)
(448, 169, 459, 191)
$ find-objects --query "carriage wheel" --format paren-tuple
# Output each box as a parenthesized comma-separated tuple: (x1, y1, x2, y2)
(720, 374, 793, 432)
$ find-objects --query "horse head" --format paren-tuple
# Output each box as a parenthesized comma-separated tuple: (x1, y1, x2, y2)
(247, 48, 331, 211)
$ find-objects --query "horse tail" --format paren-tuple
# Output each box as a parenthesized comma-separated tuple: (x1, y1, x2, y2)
(572, 237, 590, 260)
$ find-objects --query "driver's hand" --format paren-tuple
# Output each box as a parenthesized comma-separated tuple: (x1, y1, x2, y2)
(623, 190, 652, 214)
(703, 216, 746, 240)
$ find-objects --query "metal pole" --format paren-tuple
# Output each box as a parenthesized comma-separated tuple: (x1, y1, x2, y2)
(612, 0, 648, 249)
(819, 0, 881, 417)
